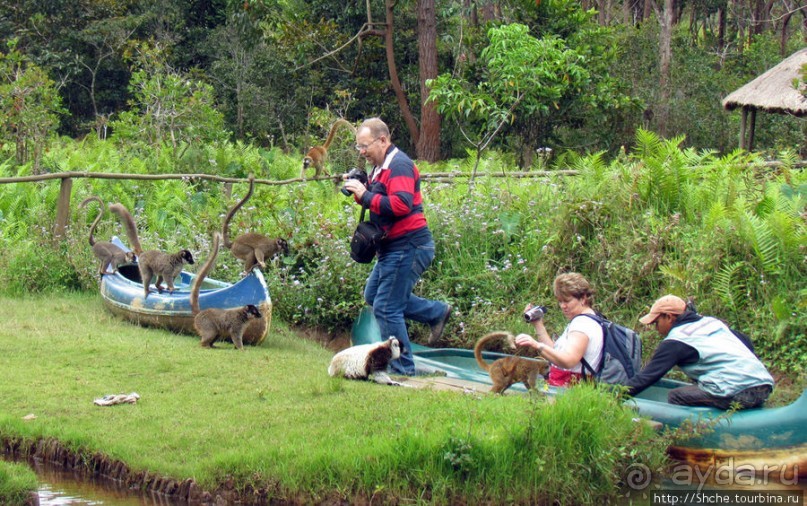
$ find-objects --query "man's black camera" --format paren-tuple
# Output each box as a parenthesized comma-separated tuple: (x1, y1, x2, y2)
(341, 168, 369, 196)
(524, 305, 548, 323)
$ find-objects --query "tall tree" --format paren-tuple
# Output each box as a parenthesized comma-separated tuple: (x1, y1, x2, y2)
(350, 0, 442, 160)
(206, 19, 259, 140)
(649, 0, 674, 136)
(416, 0, 440, 161)
(74, 16, 140, 136)
(356, 0, 420, 149)
(428, 24, 590, 177)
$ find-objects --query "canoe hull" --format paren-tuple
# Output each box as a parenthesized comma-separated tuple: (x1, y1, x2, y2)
(667, 444, 807, 482)
(100, 263, 272, 346)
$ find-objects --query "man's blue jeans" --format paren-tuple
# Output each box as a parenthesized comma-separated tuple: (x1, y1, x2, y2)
(364, 239, 446, 375)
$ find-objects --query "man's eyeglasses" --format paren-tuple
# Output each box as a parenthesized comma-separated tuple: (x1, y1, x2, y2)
(355, 138, 380, 151)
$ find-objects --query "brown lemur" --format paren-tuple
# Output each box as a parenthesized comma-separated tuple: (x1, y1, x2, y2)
(78, 196, 136, 276)
(190, 231, 263, 350)
(109, 203, 194, 299)
(474, 331, 550, 394)
(108, 203, 143, 256)
(221, 174, 289, 275)
(301, 118, 356, 179)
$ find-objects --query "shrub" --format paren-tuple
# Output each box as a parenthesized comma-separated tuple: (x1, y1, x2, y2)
(0, 238, 82, 295)
(0, 460, 38, 506)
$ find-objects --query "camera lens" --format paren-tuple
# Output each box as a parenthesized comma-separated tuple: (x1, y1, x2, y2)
(523, 305, 547, 323)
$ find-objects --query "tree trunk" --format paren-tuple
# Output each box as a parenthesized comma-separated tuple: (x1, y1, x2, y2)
(598, 0, 609, 25)
(656, 0, 673, 137)
(383, 0, 420, 147)
(464, 0, 478, 27)
(736, 0, 746, 51)
(416, 0, 441, 161)
(780, 5, 793, 55)
(478, 3, 497, 22)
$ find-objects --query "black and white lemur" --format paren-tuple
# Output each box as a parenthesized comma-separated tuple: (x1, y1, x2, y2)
(328, 337, 408, 386)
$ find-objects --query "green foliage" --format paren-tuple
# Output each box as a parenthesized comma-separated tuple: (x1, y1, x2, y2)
(612, 25, 806, 155)
(0, 460, 37, 506)
(262, 188, 369, 331)
(428, 23, 592, 173)
(110, 43, 229, 159)
(0, 133, 803, 374)
(0, 39, 64, 171)
(714, 261, 746, 310)
(0, 0, 803, 160)
(513, 0, 642, 157)
(0, 239, 82, 295)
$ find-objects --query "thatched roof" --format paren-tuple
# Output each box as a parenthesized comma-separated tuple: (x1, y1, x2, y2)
(722, 48, 807, 117)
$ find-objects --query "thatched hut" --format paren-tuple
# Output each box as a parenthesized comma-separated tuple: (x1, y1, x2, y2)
(722, 48, 807, 150)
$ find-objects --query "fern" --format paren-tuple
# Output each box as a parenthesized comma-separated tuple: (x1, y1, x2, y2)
(776, 149, 798, 170)
(714, 261, 747, 309)
(658, 264, 692, 294)
(767, 210, 803, 265)
(570, 152, 609, 199)
(754, 194, 776, 217)
(633, 128, 661, 159)
(703, 201, 728, 230)
(744, 211, 781, 276)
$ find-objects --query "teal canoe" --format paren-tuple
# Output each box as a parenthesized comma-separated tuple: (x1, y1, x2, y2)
(98, 237, 272, 345)
(350, 307, 807, 481)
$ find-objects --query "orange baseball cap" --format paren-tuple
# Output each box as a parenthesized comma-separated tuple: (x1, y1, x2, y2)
(639, 295, 686, 325)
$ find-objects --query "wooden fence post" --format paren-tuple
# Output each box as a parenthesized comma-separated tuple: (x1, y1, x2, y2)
(54, 177, 73, 240)
(739, 108, 748, 150)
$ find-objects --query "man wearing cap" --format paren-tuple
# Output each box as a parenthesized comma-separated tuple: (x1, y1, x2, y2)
(625, 295, 774, 409)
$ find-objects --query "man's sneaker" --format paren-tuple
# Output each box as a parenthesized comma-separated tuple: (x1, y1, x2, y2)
(428, 304, 452, 345)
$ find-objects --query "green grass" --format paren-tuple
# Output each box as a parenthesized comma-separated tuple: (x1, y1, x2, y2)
(0, 292, 666, 504)
(0, 460, 37, 505)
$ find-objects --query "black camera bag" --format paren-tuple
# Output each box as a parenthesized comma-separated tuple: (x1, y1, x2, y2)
(350, 204, 385, 263)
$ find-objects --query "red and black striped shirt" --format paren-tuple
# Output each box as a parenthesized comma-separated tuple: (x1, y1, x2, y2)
(357, 146, 430, 249)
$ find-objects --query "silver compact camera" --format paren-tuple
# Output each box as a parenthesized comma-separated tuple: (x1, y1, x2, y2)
(523, 305, 548, 323)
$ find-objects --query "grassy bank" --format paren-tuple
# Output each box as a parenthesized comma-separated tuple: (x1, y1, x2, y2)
(0, 460, 37, 505)
(0, 292, 667, 504)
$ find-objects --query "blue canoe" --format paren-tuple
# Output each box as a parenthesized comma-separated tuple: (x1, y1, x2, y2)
(350, 307, 807, 481)
(98, 237, 272, 346)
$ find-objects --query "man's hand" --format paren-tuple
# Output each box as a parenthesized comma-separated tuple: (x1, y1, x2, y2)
(344, 179, 367, 199)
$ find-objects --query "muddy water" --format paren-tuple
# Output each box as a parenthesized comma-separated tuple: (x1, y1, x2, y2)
(5, 455, 187, 506)
(6, 452, 806, 505)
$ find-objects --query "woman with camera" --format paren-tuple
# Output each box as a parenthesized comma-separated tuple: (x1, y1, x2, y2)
(515, 272, 604, 387)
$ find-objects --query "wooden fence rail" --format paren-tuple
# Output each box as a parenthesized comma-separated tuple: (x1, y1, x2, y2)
(1, 159, 801, 240)
(0, 170, 580, 240)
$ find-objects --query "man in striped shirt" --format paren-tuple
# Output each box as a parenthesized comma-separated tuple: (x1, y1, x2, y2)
(343, 117, 451, 375)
